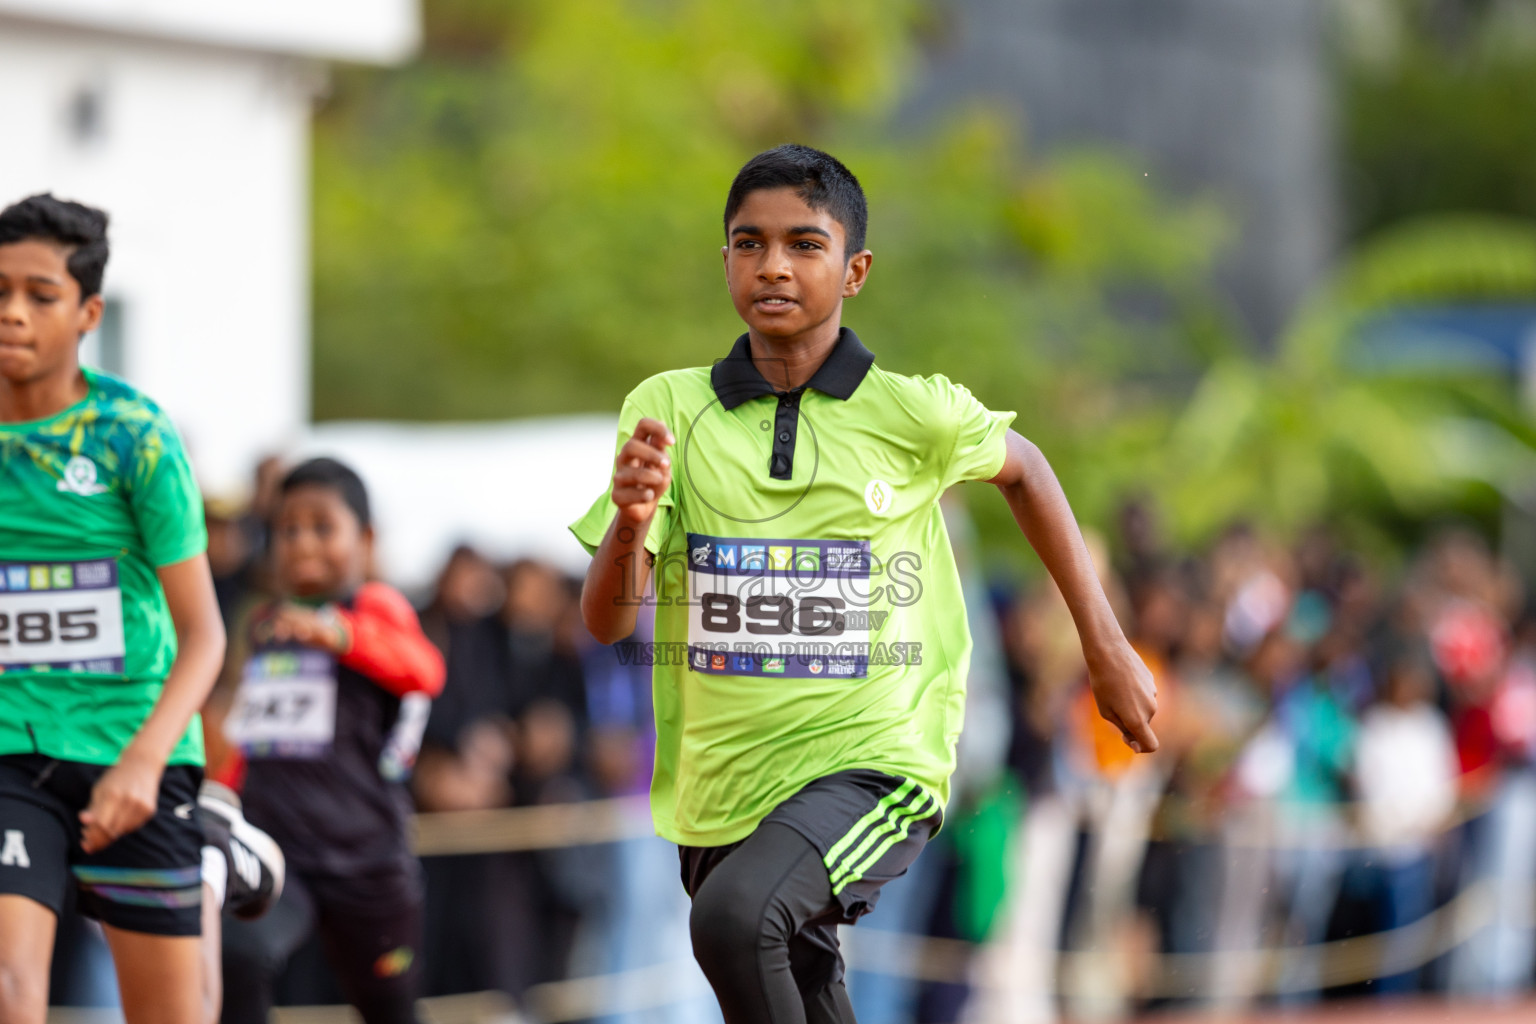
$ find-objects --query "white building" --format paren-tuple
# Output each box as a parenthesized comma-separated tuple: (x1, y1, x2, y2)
(0, 0, 419, 494)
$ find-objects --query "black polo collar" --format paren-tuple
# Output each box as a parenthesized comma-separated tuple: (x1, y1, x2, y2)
(707, 328, 876, 481)
(710, 327, 876, 410)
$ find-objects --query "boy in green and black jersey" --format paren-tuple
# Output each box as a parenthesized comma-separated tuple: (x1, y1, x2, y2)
(572, 146, 1159, 1023)
(0, 194, 279, 1024)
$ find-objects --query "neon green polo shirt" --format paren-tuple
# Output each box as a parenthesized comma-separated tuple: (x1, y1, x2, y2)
(0, 369, 207, 766)
(571, 329, 1014, 846)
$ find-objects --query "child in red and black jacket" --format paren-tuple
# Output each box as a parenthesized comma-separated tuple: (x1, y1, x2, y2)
(220, 457, 445, 1024)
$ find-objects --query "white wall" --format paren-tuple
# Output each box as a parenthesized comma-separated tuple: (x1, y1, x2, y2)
(0, 20, 315, 494)
(0, 0, 417, 62)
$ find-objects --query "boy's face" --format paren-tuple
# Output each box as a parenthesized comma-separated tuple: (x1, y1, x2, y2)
(0, 240, 102, 387)
(722, 187, 871, 346)
(273, 485, 372, 599)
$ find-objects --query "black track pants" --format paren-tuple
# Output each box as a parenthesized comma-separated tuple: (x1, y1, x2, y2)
(221, 867, 423, 1024)
(685, 822, 857, 1024)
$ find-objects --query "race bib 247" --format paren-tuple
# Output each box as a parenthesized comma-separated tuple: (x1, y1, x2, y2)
(0, 559, 126, 674)
(685, 533, 875, 679)
(226, 648, 338, 759)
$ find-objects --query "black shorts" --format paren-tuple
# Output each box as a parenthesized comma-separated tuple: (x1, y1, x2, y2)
(0, 754, 204, 936)
(681, 769, 942, 923)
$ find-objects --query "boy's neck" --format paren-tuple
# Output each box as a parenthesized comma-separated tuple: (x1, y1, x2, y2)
(746, 320, 842, 392)
(0, 364, 89, 424)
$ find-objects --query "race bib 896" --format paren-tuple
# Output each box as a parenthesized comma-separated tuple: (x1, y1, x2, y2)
(0, 559, 126, 674)
(685, 533, 873, 679)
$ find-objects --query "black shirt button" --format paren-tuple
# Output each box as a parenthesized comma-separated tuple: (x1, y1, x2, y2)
(778, 431, 791, 444)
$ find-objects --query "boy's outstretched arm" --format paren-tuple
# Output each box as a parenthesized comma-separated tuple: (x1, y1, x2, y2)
(80, 554, 227, 853)
(989, 430, 1159, 753)
(581, 417, 675, 645)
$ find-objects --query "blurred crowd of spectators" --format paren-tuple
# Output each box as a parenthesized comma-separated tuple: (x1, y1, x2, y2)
(973, 507, 1536, 1021)
(223, 470, 1536, 1021)
(50, 457, 1536, 1023)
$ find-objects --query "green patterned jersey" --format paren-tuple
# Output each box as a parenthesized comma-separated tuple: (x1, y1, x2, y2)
(571, 331, 1013, 846)
(0, 369, 207, 766)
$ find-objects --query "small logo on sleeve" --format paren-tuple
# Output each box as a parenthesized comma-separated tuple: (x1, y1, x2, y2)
(864, 479, 893, 516)
(58, 456, 108, 496)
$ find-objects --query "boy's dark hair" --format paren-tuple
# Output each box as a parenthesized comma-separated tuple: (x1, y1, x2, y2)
(0, 194, 110, 299)
(281, 457, 372, 530)
(724, 145, 867, 258)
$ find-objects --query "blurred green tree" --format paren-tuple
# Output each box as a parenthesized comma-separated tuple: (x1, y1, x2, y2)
(1338, 0, 1536, 236)
(1135, 216, 1536, 557)
(311, 0, 1221, 432)
(311, 0, 1232, 569)
(312, 0, 1536, 566)
(313, 0, 932, 421)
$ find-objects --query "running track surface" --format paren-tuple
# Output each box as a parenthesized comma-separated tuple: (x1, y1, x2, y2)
(1145, 998, 1536, 1023)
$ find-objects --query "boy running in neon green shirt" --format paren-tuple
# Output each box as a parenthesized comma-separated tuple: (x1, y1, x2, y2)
(572, 145, 1158, 1023)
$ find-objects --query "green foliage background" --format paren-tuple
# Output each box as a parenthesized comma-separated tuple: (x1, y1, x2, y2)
(312, 0, 1536, 566)
(1339, 0, 1536, 236)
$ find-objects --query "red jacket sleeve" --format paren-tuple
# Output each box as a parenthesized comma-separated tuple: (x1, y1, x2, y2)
(334, 582, 447, 699)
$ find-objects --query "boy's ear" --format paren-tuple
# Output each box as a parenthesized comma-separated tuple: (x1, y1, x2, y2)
(74, 294, 105, 340)
(361, 524, 378, 577)
(843, 249, 873, 299)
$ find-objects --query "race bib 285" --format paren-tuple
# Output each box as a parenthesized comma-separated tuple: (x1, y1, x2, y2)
(0, 559, 126, 674)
